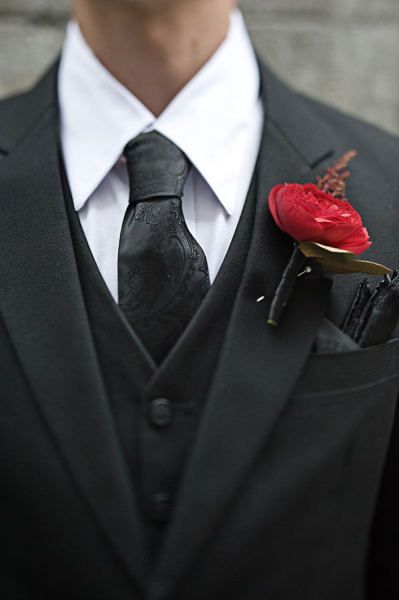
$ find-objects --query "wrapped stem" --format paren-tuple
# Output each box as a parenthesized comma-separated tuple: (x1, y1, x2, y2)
(267, 244, 307, 326)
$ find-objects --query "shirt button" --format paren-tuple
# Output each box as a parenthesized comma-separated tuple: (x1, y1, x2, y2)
(151, 492, 172, 523)
(148, 398, 173, 428)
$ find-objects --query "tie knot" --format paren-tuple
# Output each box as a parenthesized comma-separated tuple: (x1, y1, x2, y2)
(124, 131, 190, 203)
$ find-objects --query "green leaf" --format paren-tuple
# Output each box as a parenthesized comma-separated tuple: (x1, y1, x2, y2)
(315, 257, 392, 275)
(299, 241, 354, 262)
(298, 241, 392, 276)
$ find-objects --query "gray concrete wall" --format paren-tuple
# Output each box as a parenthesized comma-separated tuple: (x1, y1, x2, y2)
(1, 0, 398, 135)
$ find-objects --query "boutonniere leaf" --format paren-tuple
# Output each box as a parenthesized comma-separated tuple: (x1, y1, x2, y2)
(298, 241, 391, 276)
(266, 150, 393, 326)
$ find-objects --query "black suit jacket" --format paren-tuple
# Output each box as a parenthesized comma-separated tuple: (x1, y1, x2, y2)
(0, 60, 399, 599)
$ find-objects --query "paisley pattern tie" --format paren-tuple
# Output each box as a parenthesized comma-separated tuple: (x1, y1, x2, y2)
(118, 131, 210, 363)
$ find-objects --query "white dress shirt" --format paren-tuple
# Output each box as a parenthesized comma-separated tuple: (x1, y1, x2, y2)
(58, 9, 264, 300)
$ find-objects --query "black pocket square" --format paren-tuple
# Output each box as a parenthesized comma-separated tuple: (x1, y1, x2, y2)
(342, 271, 399, 347)
(314, 318, 360, 353)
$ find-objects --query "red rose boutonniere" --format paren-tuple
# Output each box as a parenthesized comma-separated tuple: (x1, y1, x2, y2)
(266, 151, 393, 326)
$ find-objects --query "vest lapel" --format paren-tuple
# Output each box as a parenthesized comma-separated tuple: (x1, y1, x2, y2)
(149, 66, 335, 598)
(0, 68, 148, 591)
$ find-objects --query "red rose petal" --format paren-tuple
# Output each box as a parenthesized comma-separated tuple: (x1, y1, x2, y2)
(268, 182, 371, 255)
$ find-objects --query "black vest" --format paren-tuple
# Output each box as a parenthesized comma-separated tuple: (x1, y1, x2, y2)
(62, 163, 257, 560)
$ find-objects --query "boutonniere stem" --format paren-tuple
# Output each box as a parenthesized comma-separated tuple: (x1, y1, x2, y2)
(267, 244, 306, 326)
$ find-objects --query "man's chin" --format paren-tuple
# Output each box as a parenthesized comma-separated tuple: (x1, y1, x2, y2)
(115, 0, 182, 10)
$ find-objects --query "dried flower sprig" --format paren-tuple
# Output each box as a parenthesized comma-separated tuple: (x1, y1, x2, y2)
(316, 149, 357, 199)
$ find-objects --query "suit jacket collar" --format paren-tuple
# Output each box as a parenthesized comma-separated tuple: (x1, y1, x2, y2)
(0, 59, 335, 595)
(262, 64, 334, 168)
(0, 61, 59, 156)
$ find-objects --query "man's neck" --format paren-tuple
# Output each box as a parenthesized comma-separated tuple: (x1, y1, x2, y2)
(72, 0, 234, 116)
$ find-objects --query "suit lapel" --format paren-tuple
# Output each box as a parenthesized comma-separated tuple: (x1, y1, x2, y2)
(149, 66, 335, 597)
(0, 67, 149, 591)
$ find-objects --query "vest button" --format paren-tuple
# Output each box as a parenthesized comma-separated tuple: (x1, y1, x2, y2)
(151, 492, 172, 523)
(148, 398, 173, 428)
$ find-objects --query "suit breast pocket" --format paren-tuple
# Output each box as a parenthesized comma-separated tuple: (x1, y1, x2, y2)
(261, 339, 399, 573)
(290, 336, 399, 412)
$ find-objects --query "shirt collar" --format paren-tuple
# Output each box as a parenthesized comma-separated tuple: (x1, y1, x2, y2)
(58, 9, 261, 215)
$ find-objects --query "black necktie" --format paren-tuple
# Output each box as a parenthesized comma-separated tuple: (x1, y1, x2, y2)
(118, 131, 210, 363)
